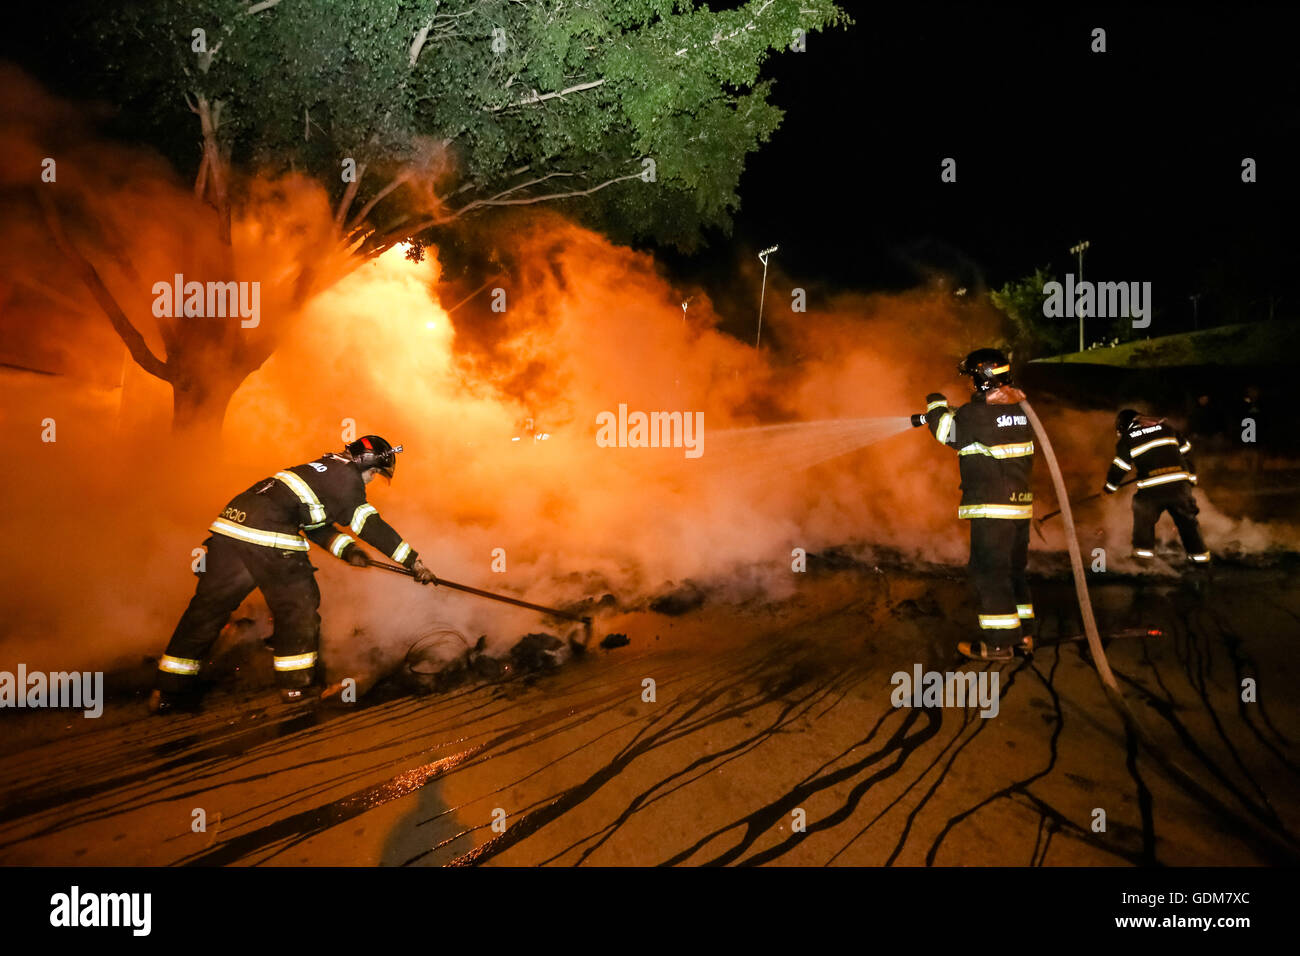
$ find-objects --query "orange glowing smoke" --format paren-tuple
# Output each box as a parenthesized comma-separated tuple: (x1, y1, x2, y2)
(7, 65, 1266, 682)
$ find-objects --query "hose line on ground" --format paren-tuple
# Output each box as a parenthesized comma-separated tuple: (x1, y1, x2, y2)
(1022, 399, 1298, 861)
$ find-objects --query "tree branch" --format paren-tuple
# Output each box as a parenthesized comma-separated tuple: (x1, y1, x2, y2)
(193, 94, 232, 245)
(34, 190, 170, 382)
(334, 160, 366, 228)
(675, 0, 777, 56)
(454, 169, 641, 214)
(487, 78, 606, 112)
(409, 8, 436, 68)
(193, 147, 209, 201)
(364, 168, 642, 254)
(345, 168, 411, 233)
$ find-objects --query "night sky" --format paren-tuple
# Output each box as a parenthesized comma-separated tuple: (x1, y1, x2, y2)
(695, 4, 1300, 330)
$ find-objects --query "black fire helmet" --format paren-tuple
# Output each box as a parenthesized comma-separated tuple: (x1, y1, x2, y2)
(344, 434, 403, 479)
(958, 348, 1013, 390)
(1114, 409, 1139, 435)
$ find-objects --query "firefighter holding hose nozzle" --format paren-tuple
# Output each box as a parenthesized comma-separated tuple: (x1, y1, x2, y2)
(148, 435, 437, 714)
(916, 349, 1036, 661)
(1104, 409, 1210, 564)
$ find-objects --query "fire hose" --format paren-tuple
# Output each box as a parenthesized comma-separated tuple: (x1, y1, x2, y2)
(370, 561, 594, 647)
(913, 403, 1299, 860)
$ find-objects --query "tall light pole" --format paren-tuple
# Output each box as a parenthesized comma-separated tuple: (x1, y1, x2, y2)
(755, 244, 779, 348)
(1069, 239, 1090, 351)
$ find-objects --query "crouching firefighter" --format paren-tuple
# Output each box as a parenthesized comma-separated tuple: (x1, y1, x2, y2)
(924, 349, 1036, 661)
(1104, 409, 1210, 564)
(149, 435, 437, 713)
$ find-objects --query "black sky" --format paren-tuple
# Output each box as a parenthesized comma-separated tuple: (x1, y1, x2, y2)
(688, 4, 1300, 330)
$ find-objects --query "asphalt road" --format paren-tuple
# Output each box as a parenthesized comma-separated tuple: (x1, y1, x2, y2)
(1, 563, 1297, 866)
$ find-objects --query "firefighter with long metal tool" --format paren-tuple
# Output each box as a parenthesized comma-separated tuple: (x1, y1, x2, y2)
(1104, 409, 1210, 564)
(920, 349, 1036, 661)
(149, 435, 437, 714)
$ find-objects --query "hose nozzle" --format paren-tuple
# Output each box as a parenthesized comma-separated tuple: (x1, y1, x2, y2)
(910, 413, 927, 427)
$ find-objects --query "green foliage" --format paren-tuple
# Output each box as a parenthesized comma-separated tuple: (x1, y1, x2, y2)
(989, 266, 1072, 357)
(64, 0, 850, 250)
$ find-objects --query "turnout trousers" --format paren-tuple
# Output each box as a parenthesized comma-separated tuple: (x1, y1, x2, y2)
(968, 518, 1033, 647)
(1131, 483, 1209, 561)
(155, 534, 322, 692)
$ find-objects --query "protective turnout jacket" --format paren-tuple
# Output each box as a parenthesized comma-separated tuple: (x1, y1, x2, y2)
(926, 387, 1035, 518)
(208, 453, 420, 567)
(1105, 417, 1197, 493)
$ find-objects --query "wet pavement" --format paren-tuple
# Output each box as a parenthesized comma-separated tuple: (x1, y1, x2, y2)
(1, 564, 1297, 866)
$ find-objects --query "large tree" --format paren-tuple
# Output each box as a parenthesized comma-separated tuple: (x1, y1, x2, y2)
(29, 1, 848, 436)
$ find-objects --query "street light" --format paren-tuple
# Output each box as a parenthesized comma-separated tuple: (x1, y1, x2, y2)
(756, 244, 779, 348)
(1069, 239, 1090, 351)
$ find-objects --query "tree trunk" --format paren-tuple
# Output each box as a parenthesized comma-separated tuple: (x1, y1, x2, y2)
(170, 369, 245, 444)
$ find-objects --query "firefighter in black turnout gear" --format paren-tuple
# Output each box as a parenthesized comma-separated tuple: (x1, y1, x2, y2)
(149, 435, 437, 713)
(1104, 409, 1210, 564)
(926, 349, 1036, 661)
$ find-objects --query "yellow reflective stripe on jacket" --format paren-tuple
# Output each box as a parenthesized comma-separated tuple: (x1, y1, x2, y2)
(392, 541, 411, 563)
(934, 411, 955, 443)
(330, 533, 356, 558)
(350, 503, 378, 534)
(1179, 442, 1192, 453)
(1130, 437, 1179, 457)
(958, 441, 1034, 459)
(209, 518, 310, 551)
(1016, 604, 1034, 619)
(275, 470, 327, 527)
(957, 503, 1033, 519)
(158, 655, 201, 675)
(926, 398, 948, 412)
(1136, 471, 1191, 489)
(1189, 552, 1211, 562)
(273, 652, 317, 672)
(1111, 457, 1132, 471)
(978, 613, 1021, 630)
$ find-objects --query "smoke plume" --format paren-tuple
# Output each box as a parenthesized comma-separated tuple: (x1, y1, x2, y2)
(2, 67, 1291, 686)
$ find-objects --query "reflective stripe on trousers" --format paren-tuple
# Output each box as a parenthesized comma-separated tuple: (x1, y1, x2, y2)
(274, 652, 318, 672)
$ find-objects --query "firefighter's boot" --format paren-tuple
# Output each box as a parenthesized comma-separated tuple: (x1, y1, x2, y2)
(957, 640, 1014, 662)
(279, 686, 319, 704)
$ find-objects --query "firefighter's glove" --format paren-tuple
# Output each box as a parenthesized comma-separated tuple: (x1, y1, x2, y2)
(412, 558, 438, 586)
(344, 546, 372, 567)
